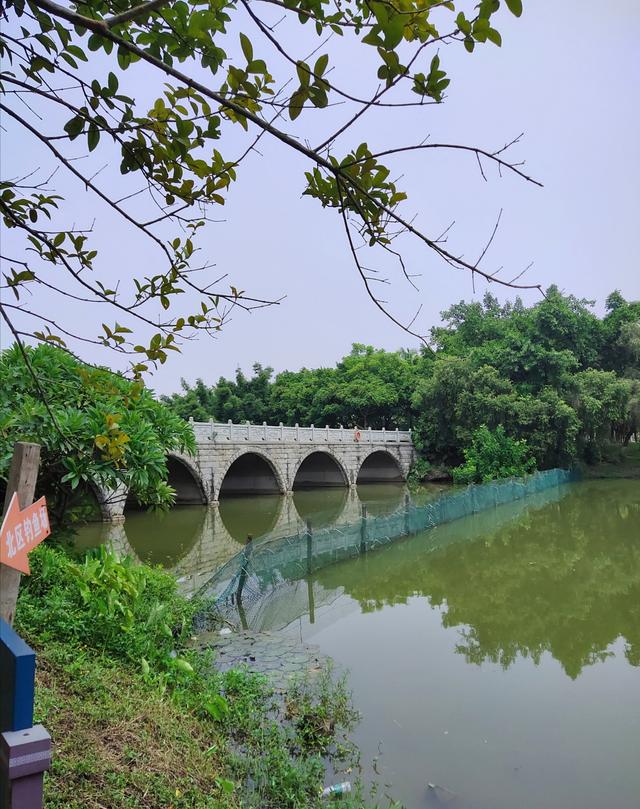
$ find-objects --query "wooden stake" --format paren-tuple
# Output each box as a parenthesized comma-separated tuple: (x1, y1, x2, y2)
(0, 443, 41, 626)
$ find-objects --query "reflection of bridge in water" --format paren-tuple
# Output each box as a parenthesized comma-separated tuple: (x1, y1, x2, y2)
(86, 483, 410, 595)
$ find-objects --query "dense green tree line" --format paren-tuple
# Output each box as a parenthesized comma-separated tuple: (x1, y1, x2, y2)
(163, 288, 640, 471)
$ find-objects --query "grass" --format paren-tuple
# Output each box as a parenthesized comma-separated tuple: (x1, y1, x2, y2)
(34, 644, 233, 809)
(16, 544, 395, 809)
(581, 442, 640, 479)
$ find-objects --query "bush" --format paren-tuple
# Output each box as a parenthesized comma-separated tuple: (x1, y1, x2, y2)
(452, 425, 536, 484)
(407, 457, 432, 485)
(17, 544, 194, 673)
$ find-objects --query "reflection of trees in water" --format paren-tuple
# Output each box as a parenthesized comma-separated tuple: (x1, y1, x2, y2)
(317, 481, 640, 678)
(124, 506, 206, 566)
(218, 495, 282, 542)
(293, 487, 348, 528)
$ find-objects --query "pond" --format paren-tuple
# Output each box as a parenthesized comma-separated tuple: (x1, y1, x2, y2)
(74, 482, 448, 595)
(258, 478, 640, 809)
(75, 477, 640, 808)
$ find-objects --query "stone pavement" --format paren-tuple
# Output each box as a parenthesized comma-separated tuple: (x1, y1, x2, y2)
(194, 629, 328, 690)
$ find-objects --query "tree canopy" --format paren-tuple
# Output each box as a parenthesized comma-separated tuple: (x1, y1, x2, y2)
(0, 343, 194, 523)
(162, 288, 640, 470)
(1, 0, 541, 383)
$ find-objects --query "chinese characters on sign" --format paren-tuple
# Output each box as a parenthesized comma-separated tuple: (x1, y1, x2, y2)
(0, 494, 51, 575)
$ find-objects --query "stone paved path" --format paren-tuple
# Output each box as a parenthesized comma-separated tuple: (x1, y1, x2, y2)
(195, 629, 328, 690)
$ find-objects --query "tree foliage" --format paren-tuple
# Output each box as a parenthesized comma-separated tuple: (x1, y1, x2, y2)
(163, 288, 640, 473)
(452, 424, 535, 483)
(0, 344, 195, 523)
(1, 0, 541, 381)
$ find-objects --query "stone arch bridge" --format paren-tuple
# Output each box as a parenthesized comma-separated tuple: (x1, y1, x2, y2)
(97, 421, 416, 522)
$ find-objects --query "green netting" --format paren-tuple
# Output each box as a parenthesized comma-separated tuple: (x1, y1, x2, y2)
(194, 468, 579, 631)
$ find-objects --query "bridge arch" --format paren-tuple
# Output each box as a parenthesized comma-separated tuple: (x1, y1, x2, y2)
(166, 453, 208, 505)
(125, 453, 207, 510)
(218, 450, 286, 498)
(357, 449, 405, 483)
(292, 450, 349, 489)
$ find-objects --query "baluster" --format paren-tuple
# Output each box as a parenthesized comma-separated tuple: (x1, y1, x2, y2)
(295, 423, 299, 442)
(310, 424, 314, 442)
(246, 420, 250, 441)
(280, 422, 284, 441)
(228, 419, 232, 441)
(263, 421, 267, 441)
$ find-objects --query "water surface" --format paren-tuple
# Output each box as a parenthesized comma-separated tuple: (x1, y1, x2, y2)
(262, 479, 640, 809)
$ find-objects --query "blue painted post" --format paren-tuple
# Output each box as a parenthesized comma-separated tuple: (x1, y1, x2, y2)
(0, 619, 51, 809)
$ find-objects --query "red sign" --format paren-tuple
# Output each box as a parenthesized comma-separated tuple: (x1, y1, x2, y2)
(0, 493, 51, 574)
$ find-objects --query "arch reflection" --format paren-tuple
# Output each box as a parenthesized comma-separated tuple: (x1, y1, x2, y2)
(218, 494, 283, 542)
(124, 505, 205, 567)
(293, 486, 349, 528)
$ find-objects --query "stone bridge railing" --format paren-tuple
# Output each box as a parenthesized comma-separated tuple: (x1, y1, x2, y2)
(190, 420, 413, 445)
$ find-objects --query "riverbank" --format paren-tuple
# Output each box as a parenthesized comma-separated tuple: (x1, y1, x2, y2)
(581, 443, 640, 479)
(15, 545, 384, 809)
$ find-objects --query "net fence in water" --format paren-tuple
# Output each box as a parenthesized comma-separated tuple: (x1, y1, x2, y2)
(194, 468, 579, 630)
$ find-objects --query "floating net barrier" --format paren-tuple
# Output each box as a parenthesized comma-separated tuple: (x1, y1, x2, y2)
(194, 468, 580, 631)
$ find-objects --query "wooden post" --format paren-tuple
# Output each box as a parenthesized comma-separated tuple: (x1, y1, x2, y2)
(305, 519, 313, 575)
(0, 443, 41, 626)
(404, 492, 411, 536)
(360, 504, 368, 554)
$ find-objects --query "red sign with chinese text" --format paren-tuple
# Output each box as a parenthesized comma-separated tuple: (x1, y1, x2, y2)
(0, 493, 51, 574)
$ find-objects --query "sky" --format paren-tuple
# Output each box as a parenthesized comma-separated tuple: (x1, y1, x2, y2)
(1, 0, 639, 394)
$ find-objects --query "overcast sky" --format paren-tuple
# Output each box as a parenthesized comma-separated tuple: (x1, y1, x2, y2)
(1, 0, 638, 395)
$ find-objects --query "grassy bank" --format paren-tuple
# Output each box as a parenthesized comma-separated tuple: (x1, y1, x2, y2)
(581, 443, 640, 479)
(16, 545, 388, 809)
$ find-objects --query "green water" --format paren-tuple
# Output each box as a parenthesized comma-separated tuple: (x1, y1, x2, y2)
(74, 483, 435, 592)
(264, 479, 639, 809)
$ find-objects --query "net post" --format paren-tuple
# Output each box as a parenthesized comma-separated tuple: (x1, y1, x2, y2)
(305, 520, 313, 575)
(404, 492, 411, 535)
(360, 504, 368, 554)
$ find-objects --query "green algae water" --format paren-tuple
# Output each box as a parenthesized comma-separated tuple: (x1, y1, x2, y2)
(263, 479, 640, 809)
(73, 483, 428, 593)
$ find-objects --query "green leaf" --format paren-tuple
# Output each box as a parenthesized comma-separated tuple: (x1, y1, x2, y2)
(296, 61, 310, 87)
(289, 88, 306, 120)
(64, 115, 84, 139)
(314, 53, 329, 77)
(505, 0, 523, 17)
(239, 32, 253, 62)
(486, 28, 502, 46)
(87, 124, 100, 152)
(204, 694, 229, 720)
(174, 657, 194, 674)
(383, 16, 405, 49)
(215, 778, 234, 795)
(140, 658, 150, 676)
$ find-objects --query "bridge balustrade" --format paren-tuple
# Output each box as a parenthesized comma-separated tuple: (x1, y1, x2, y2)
(189, 420, 413, 444)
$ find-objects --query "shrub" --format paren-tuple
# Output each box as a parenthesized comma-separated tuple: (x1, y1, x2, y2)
(452, 425, 536, 484)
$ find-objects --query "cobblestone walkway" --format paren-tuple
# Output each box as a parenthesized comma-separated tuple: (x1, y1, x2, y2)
(195, 629, 328, 690)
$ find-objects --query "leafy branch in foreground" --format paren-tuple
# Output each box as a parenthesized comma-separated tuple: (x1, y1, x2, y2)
(2, 0, 540, 375)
